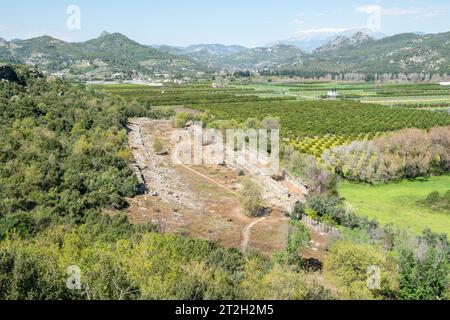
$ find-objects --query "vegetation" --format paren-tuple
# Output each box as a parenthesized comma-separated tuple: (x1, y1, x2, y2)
(340, 176, 450, 235)
(0, 70, 158, 237)
(0, 66, 338, 300)
(323, 127, 450, 183)
(324, 241, 398, 299)
(395, 230, 450, 300)
(239, 179, 265, 217)
(190, 100, 450, 157)
(1, 66, 449, 301)
(424, 190, 450, 213)
(152, 138, 165, 155)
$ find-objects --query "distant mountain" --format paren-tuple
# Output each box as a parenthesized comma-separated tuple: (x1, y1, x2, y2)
(185, 44, 248, 57)
(307, 31, 450, 74)
(220, 44, 305, 69)
(156, 43, 306, 69)
(2, 31, 450, 79)
(273, 28, 385, 52)
(0, 33, 205, 79)
(155, 44, 249, 68)
(316, 31, 375, 52)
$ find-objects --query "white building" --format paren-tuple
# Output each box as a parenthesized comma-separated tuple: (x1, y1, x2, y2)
(439, 82, 450, 86)
(327, 90, 340, 98)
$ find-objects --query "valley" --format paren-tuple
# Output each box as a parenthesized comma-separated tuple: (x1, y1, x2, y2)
(1, 11, 450, 300)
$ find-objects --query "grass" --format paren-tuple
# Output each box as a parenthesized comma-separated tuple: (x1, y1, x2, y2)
(340, 176, 450, 236)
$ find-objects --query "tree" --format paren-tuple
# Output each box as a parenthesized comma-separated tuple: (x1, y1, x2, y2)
(395, 230, 450, 300)
(324, 241, 398, 299)
(153, 138, 165, 155)
(261, 116, 280, 130)
(239, 179, 264, 217)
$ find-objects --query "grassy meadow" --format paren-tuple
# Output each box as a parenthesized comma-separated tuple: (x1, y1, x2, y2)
(340, 176, 450, 235)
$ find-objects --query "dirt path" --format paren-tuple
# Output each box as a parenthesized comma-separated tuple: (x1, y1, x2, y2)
(126, 118, 305, 255)
(173, 150, 239, 197)
(241, 217, 267, 254)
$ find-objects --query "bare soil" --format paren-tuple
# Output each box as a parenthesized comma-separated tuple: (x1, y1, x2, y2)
(126, 118, 312, 256)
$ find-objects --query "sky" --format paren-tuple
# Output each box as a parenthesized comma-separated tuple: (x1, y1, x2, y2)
(1, 0, 449, 47)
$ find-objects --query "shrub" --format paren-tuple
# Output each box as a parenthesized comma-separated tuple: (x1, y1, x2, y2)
(424, 190, 450, 212)
(153, 138, 164, 154)
(324, 241, 398, 299)
(395, 230, 450, 300)
(239, 179, 264, 217)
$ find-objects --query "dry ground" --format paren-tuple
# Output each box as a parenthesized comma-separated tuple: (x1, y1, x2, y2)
(126, 118, 336, 261)
(127, 118, 294, 254)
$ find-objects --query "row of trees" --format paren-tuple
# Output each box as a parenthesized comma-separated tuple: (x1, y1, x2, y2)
(322, 127, 450, 183)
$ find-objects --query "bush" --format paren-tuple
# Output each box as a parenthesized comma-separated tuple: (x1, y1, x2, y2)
(324, 241, 398, 299)
(239, 179, 264, 217)
(286, 221, 312, 260)
(424, 190, 450, 212)
(153, 138, 164, 154)
(395, 230, 450, 300)
(426, 191, 441, 205)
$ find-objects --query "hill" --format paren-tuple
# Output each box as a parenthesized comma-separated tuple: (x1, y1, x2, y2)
(0, 33, 206, 79)
(2, 31, 450, 79)
(276, 31, 450, 76)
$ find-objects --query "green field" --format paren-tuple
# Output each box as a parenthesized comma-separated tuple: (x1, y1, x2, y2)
(340, 176, 450, 235)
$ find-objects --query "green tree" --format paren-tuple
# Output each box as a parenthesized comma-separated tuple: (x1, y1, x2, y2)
(239, 179, 264, 217)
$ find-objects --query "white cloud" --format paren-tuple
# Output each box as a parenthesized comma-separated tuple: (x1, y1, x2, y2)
(290, 28, 350, 41)
(294, 28, 348, 36)
(296, 12, 305, 17)
(355, 5, 381, 14)
(292, 19, 305, 25)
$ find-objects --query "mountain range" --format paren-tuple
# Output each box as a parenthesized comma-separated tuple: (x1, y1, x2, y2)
(268, 27, 386, 52)
(1, 30, 450, 79)
(0, 32, 206, 79)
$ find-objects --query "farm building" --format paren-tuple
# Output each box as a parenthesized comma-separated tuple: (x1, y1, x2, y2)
(327, 90, 340, 98)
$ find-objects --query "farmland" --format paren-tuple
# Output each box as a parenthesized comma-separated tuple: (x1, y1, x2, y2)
(3, 1, 450, 302)
(93, 82, 450, 157)
(2, 64, 450, 301)
(340, 176, 450, 235)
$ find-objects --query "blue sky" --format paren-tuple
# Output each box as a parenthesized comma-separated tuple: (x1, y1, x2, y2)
(1, 0, 449, 46)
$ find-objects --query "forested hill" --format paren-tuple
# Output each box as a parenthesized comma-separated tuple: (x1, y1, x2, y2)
(0, 33, 206, 79)
(2, 31, 450, 78)
(297, 32, 450, 75)
(0, 64, 151, 231)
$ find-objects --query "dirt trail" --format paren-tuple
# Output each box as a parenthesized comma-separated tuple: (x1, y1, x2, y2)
(127, 118, 307, 255)
(173, 151, 238, 196)
(241, 217, 267, 254)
